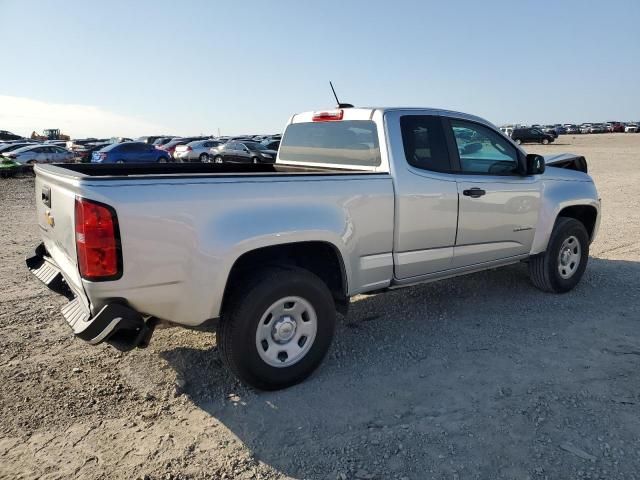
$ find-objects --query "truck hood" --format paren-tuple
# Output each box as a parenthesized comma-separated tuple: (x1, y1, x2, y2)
(543, 153, 588, 173)
(542, 153, 591, 182)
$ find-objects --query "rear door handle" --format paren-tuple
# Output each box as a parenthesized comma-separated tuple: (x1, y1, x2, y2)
(462, 187, 486, 198)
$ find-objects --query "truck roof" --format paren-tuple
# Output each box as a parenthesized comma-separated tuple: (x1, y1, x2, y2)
(289, 107, 495, 129)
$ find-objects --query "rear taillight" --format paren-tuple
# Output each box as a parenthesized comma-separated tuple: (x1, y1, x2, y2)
(75, 197, 121, 281)
(312, 109, 344, 122)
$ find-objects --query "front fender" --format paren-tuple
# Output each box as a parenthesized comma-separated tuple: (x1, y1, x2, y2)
(530, 178, 600, 255)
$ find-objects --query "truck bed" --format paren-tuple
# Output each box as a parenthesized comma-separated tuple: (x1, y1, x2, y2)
(49, 162, 376, 179)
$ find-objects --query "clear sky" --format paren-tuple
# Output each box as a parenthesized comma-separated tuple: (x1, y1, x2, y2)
(1, 0, 639, 138)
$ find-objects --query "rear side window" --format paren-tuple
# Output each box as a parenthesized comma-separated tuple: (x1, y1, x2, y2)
(279, 120, 381, 166)
(399, 116, 451, 172)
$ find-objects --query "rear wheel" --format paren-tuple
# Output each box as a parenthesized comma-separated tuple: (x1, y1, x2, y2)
(214, 156, 223, 164)
(158, 157, 167, 163)
(218, 267, 336, 390)
(529, 217, 589, 293)
(199, 153, 209, 163)
(514, 138, 522, 145)
(542, 138, 550, 145)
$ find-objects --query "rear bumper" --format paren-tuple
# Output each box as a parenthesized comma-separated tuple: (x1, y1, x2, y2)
(26, 243, 154, 351)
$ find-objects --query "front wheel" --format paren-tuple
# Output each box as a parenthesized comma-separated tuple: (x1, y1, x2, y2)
(214, 155, 223, 164)
(529, 217, 589, 293)
(218, 267, 336, 390)
(514, 138, 522, 145)
(199, 153, 209, 163)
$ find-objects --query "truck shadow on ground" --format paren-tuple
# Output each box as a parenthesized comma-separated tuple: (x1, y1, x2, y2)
(160, 257, 640, 478)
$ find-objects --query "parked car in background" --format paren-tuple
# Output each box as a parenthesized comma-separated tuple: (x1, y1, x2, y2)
(553, 125, 567, 135)
(210, 140, 277, 164)
(511, 127, 555, 145)
(542, 126, 559, 139)
(152, 137, 177, 147)
(625, 124, 639, 133)
(174, 139, 223, 162)
(580, 124, 592, 134)
(606, 122, 625, 133)
(261, 139, 281, 151)
(92, 142, 171, 163)
(0, 142, 35, 155)
(566, 125, 581, 134)
(158, 137, 205, 158)
(0, 130, 23, 141)
(67, 138, 99, 150)
(589, 124, 606, 134)
(4, 144, 74, 164)
(109, 137, 134, 144)
(137, 136, 164, 144)
(76, 142, 111, 163)
(499, 127, 513, 137)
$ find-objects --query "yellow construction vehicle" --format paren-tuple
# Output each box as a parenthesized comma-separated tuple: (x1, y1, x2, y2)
(30, 129, 70, 141)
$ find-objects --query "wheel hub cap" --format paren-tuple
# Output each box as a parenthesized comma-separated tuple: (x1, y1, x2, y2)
(255, 296, 318, 368)
(272, 316, 297, 343)
(557, 235, 581, 279)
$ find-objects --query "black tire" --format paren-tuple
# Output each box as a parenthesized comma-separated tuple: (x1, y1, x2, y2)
(214, 155, 223, 164)
(514, 138, 522, 145)
(218, 266, 336, 390)
(542, 138, 549, 145)
(529, 217, 589, 293)
(199, 153, 209, 163)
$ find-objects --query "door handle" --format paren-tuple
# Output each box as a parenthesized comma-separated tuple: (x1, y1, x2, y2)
(463, 187, 486, 198)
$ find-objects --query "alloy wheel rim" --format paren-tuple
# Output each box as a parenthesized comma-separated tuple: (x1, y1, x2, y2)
(557, 235, 581, 279)
(255, 296, 317, 368)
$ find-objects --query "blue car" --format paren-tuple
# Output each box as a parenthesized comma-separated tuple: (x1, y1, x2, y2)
(92, 141, 171, 163)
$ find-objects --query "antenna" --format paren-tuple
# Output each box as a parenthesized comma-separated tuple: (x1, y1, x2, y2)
(329, 81, 354, 108)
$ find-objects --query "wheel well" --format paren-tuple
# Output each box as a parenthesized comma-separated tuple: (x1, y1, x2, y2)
(558, 205, 598, 239)
(222, 242, 348, 315)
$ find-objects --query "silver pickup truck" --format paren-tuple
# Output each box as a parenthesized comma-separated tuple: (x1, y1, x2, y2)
(28, 107, 600, 389)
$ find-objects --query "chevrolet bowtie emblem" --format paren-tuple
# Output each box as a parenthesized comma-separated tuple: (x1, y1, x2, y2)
(45, 210, 55, 227)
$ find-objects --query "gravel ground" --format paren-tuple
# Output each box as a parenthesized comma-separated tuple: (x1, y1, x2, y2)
(1, 133, 639, 480)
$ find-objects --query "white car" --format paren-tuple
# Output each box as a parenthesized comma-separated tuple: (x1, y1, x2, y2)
(5, 144, 74, 164)
(624, 124, 638, 133)
(499, 127, 513, 137)
(174, 139, 223, 162)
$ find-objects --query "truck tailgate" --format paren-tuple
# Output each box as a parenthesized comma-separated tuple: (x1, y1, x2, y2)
(34, 170, 84, 297)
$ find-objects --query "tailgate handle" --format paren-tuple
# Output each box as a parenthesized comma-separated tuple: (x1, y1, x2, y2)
(41, 186, 51, 207)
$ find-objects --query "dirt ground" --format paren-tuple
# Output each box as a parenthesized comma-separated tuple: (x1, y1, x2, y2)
(1, 133, 639, 480)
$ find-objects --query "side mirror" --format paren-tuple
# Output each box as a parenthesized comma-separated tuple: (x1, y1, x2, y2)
(525, 153, 545, 175)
